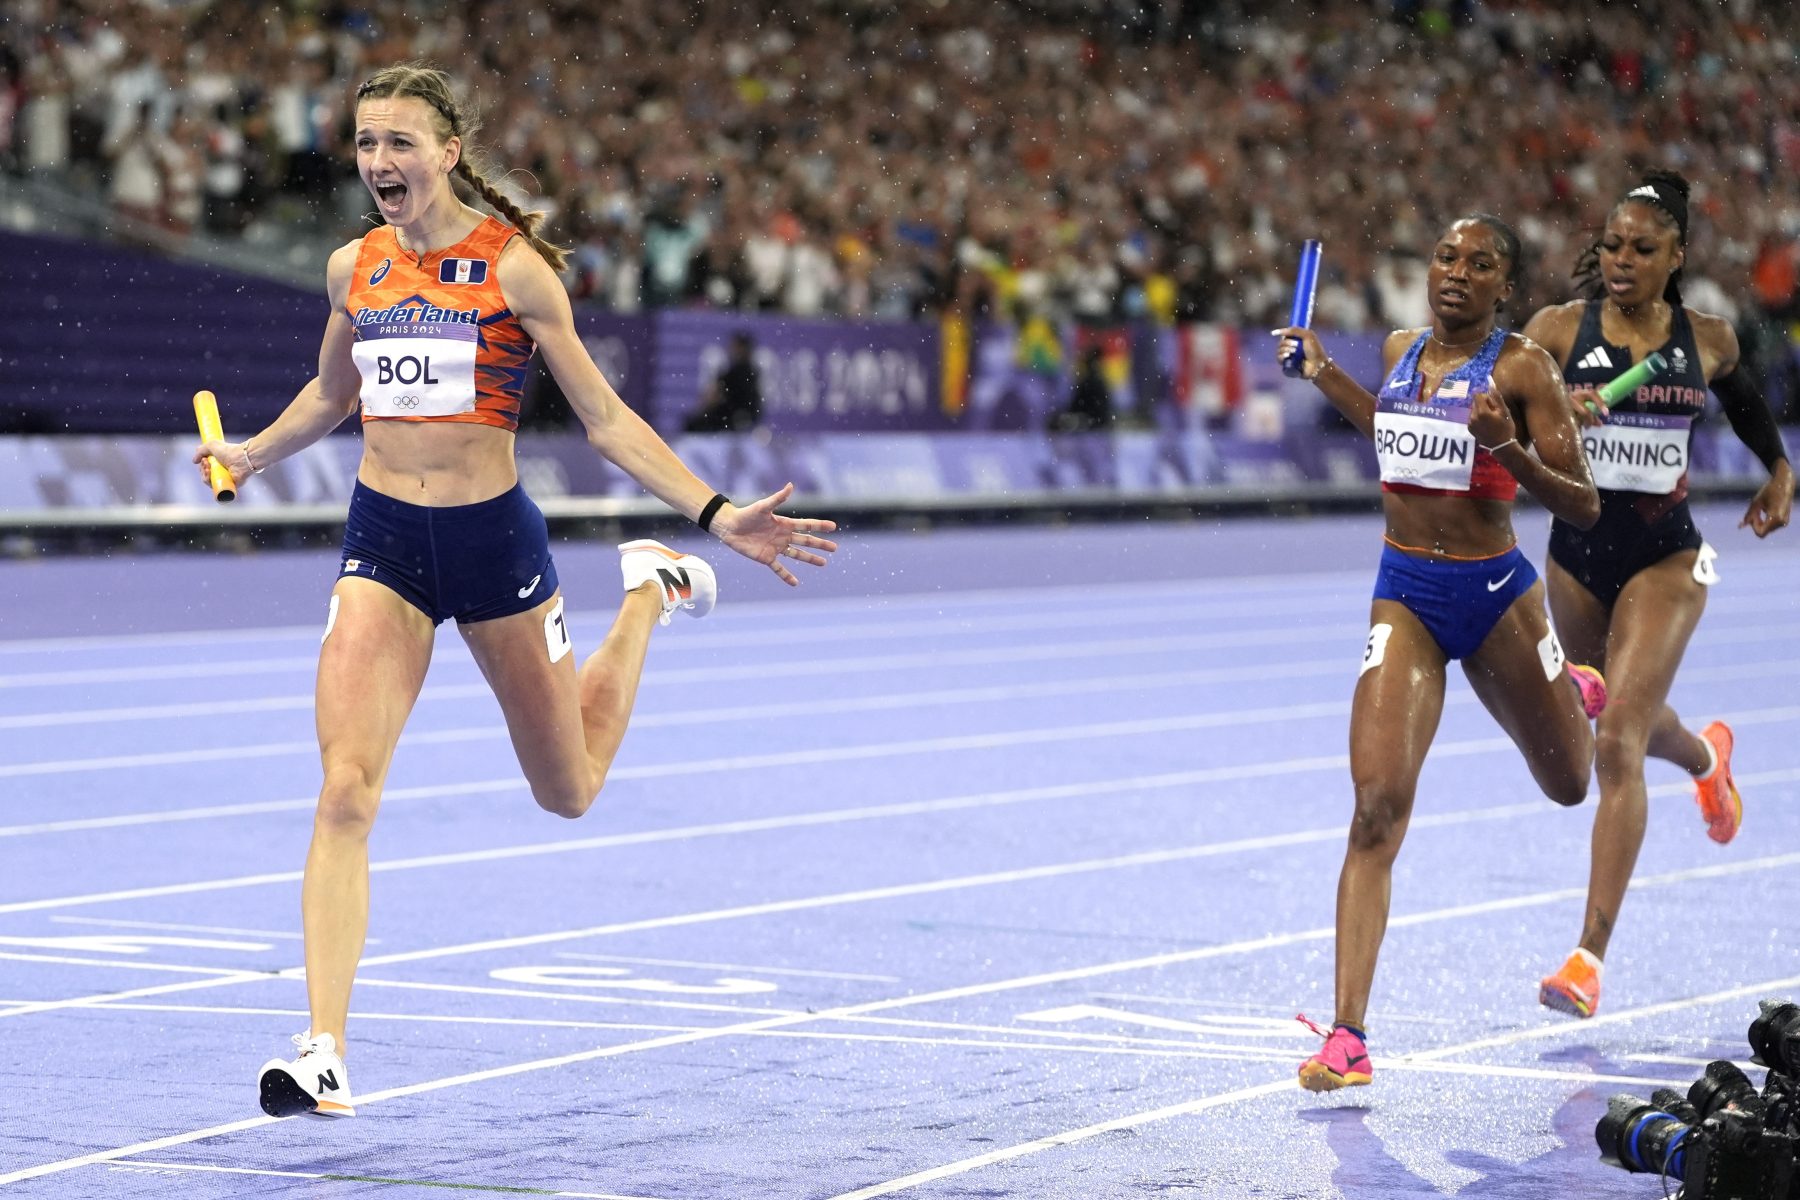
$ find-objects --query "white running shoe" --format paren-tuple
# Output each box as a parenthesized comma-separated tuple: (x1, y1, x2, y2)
(258, 1031, 355, 1118)
(619, 539, 717, 626)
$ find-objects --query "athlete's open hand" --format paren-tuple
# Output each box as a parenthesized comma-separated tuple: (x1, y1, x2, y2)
(713, 482, 839, 585)
(1740, 461, 1794, 538)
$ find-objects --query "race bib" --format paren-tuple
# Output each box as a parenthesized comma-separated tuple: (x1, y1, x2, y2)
(1374, 405, 1477, 491)
(353, 319, 479, 417)
(1582, 412, 1690, 493)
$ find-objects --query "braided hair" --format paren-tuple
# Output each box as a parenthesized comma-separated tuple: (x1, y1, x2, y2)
(355, 63, 569, 273)
(1572, 169, 1690, 307)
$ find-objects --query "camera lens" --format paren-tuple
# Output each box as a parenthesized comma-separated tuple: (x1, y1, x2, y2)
(1689, 1061, 1764, 1120)
(1597, 1093, 1693, 1176)
(1749, 1000, 1800, 1076)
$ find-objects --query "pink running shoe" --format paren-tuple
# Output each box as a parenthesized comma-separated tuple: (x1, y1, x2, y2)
(1297, 1015, 1372, 1092)
(1568, 664, 1607, 720)
(1693, 721, 1742, 845)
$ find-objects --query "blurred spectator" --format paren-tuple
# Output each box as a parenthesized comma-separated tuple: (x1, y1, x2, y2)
(1049, 345, 1114, 432)
(1, 0, 1797, 348)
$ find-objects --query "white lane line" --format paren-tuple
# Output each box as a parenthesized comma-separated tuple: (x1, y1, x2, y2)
(9, 644, 1794, 736)
(347, 976, 810, 1019)
(0, 571, 1379, 660)
(104, 1159, 670, 1199)
(5, 701, 1793, 921)
(819, 974, 1800, 1200)
(552, 952, 902, 983)
(0, 657, 320, 689)
(0, 952, 265, 977)
(49, 916, 312, 941)
(6, 545, 1793, 658)
(1406, 973, 1800, 1062)
(0, 655, 1346, 733)
(9, 705, 1327, 779)
(77, 1000, 1674, 1085)
(17, 690, 1798, 784)
(10, 610, 1798, 696)
(8, 866, 1797, 1186)
(0, 621, 1364, 697)
(0, 778, 531, 838)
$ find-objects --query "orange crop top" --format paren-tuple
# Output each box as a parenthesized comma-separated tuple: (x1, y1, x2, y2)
(346, 215, 534, 432)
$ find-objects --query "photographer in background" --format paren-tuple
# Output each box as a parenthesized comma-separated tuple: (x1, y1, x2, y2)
(684, 331, 764, 433)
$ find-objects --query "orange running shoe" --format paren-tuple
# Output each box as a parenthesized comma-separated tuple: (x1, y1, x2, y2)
(1694, 721, 1742, 845)
(1297, 1015, 1372, 1091)
(1539, 948, 1602, 1018)
(1568, 664, 1607, 720)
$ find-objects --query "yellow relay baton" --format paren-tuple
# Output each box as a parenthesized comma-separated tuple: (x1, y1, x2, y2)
(192, 389, 236, 503)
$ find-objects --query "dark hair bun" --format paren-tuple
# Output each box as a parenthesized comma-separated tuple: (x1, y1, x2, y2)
(1640, 168, 1691, 201)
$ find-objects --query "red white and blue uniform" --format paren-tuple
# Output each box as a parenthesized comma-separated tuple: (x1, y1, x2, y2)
(1370, 329, 1536, 659)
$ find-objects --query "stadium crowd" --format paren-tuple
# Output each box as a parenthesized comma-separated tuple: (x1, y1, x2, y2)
(3, 0, 1798, 338)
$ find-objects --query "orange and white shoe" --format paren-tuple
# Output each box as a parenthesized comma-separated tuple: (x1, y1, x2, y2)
(1694, 721, 1742, 845)
(619, 540, 717, 626)
(258, 1031, 355, 1118)
(1539, 948, 1603, 1018)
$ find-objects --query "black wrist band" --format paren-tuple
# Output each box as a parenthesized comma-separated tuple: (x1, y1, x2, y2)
(697, 493, 729, 533)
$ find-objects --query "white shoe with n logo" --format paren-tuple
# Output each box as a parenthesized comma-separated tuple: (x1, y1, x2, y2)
(259, 1030, 355, 1118)
(619, 540, 717, 626)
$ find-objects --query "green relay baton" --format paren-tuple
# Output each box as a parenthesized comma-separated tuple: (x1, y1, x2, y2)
(1595, 351, 1670, 409)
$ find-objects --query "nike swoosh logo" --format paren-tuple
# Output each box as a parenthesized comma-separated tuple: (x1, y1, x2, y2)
(517, 575, 542, 599)
(1343, 1054, 1368, 1069)
(1486, 569, 1517, 592)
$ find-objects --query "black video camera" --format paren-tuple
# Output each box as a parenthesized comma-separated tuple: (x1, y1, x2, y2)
(1596, 1000, 1800, 1199)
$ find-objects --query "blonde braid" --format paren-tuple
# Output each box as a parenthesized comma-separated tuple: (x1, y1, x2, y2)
(452, 158, 570, 273)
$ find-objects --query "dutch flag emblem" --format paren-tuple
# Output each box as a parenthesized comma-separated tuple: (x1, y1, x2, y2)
(439, 258, 488, 285)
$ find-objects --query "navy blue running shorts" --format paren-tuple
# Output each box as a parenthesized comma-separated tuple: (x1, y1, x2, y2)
(1372, 542, 1538, 660)
(338, 480, 558, 625)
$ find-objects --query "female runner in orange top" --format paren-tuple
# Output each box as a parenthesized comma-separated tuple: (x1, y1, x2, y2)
(195, 62, 837, 1118)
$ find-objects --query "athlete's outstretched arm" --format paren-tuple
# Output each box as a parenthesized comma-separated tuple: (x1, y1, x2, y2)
(1477, 338, 1601, 529)
(192, 241, 364, 489)
(499, 241, 837, 583)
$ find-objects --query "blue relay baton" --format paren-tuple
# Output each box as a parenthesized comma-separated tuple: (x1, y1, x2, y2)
(1280, 239, 1323, 378)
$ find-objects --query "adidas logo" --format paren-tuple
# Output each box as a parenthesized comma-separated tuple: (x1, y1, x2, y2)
(1626, 185, 1659, 200)
(1575, 347, 1613, 372)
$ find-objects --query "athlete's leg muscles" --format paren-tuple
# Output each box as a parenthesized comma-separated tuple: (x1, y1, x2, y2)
(458, 584, 663, 819)
(1576, 553, 1708, 954)
(307, 577, 436, 1050)
(1463, 579, 1594, 807)
(1333, 600, 1448, 1029)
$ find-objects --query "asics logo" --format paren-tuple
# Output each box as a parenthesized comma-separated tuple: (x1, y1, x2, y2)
(655, 566, 693, 601)
(1486, 568, 1517, 592)
(517, 574, 542, 599)
(317, 1069, 339, 1093)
